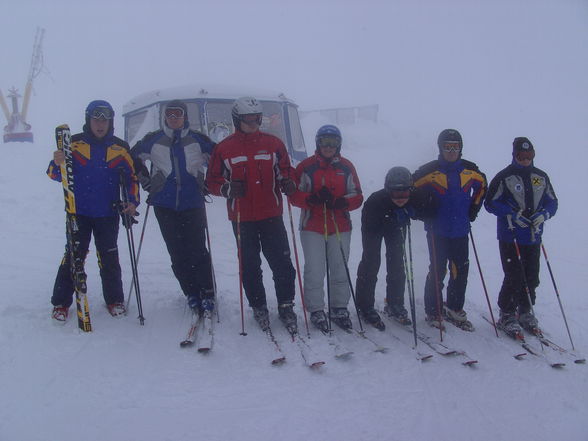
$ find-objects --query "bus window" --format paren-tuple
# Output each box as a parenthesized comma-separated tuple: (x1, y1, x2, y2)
(287, 105, 306, 154)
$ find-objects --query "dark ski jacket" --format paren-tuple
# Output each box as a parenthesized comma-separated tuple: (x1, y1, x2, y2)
(131, 125, 215, 211)
(484, 160, 557, 245)
(47, 127, 139, 218)
(413, 157, 486, 238)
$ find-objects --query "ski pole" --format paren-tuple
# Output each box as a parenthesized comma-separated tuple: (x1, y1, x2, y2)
(236, 199, 246, 336)
(287, 199, 310, 337)
(323, 203, 333, 334)
(119, 171, 144, 325)
(204, 205, 220, 324)
(403, 223, 418, 348)
(125, 203, 150, 310)
(330, 209, 364, 333)
(469, 229, 498, 337)
(429, 232, 444, 341)
(541, 243, 575, 350)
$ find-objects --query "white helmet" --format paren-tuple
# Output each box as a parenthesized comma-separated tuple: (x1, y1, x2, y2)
(232, 96, 263, 130)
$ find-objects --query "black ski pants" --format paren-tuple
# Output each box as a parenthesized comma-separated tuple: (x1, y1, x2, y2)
(52, 215, 123, 307)
(356, 227, 405, 311)
(498, 240, 540, 314)
(424, 232, 469, 316)
(154, 206, 213, 300)
(231, 216, 295, 308)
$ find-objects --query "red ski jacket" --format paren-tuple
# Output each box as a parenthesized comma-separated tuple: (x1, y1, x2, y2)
(290, 152, 363, 234)
(205, 130, 295, 222)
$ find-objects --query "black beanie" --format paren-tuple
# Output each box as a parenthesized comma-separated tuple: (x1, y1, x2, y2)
(513, 137, 534, 153)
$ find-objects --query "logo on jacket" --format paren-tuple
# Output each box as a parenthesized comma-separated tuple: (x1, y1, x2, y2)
(514, 183, 523, 192)
(532, 177, 543, 186)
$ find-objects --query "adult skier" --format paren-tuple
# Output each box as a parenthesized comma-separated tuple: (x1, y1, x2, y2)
(47, 100, 139, 321)
(484, 137, 557, 336)
(205, 97, 298, 334)
(356, 167, 435, 330)
(413, 129, 487, 331)
(131, 100, 216, 315)
(290, 125, 363, 332)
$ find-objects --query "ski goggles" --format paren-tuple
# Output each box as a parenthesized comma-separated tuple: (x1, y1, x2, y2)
(90, 107, 114, 120)
(165, 107, 185, 119)
(516, 150, 535, 161)
(390, 189, 411, 199)
(317, 136, 341, 149)
(442, 142, 461, 153)
(240, 113, 262, 125)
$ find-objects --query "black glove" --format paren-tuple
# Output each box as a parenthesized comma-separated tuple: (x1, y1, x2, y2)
(329, 197, 348, 210)
(306, 193, 321, 206)
(468, 205, 479, 223)
(137, 171, 151, 192)
(121, 212, 139, 228)
(221, 181, 246, 199)
(317, 186, 334, 205)
(280, 178, 297, 196)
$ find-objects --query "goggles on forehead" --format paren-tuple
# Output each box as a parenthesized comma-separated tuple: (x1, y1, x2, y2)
(90, 107, 114, 120)
(317, 136, 341, 149)
(516, 150, 535, 161)
(165, 107, 185, 119)
(390, 189, 411, 199)
(241, 113, 262, 125)
(442, 142, 461, 153)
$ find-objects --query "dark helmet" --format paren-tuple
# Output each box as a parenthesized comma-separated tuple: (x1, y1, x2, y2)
(437, 129, 462, 152)
(84, 100, 114, 137)
(384, 166, 413, 192)
(315, 124, 342, 154)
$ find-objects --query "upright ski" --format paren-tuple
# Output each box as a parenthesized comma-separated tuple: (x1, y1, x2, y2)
(55, 125, 91, 332)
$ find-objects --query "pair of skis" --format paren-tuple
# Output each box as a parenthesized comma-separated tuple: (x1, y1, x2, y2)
(180, 311, 214, 353)
(56, 125, 91, 332)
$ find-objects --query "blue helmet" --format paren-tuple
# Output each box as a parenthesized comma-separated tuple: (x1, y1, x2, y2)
(84, 100, 115, 138)
(315, 124, 342, 153)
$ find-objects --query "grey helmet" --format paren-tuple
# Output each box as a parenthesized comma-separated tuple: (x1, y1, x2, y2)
(231, 96, 263, 130)
(384, 166, 413, 192)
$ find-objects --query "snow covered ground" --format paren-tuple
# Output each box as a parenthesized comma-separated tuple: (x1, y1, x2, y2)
(0, 116, 586, 441)
(2, 1, 588, 440)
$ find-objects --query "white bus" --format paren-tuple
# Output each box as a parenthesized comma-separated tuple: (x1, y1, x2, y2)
(122, 85, 308, 162)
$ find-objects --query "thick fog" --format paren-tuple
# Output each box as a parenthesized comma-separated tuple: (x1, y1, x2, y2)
(2, 0, 587, 158)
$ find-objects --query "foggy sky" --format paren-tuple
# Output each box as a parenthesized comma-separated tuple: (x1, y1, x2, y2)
(1, 0, 587, 156)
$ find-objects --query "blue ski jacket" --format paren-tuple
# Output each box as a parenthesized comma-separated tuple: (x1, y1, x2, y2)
(47, 127, 139, 218)
(413, 157, 487, 238)
(131, 124, 215, 211)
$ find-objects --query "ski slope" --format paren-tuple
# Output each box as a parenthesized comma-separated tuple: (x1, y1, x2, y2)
(0, 117, 586, 441)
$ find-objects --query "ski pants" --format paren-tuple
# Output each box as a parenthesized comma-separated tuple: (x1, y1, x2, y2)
(424, 232, 469, 316)
(356, 227, 405, 312)
(52, 215, 123, 307)
(300, 230, 351, 313)
(154, 206, 214, 301)
(231, 216, 295, 308)
(497, 240, 540, 314)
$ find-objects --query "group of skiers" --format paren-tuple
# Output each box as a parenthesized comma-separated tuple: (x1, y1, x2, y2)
(47, 97, 558, 340)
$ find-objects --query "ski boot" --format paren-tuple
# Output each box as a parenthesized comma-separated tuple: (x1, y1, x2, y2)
(443, 305, 474, 332)
(200, 298, 215, 319)
(187, 295, 201, 314)
(518, 311, 542, 337)
(278, 303, 298, 336)
(497, 310, 524, 340)
(107, 303, 126, 317)
(425, 314, 445, 331)
(310, 310, 329, 333)
(52, 305, 69, 322)
(384, 303, 412, 326)
(330, 308, 352, 331)
(360, 308, 385, 331)
(252, 306, 270, 331)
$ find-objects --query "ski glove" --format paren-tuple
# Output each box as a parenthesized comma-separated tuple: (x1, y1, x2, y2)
(280, 178, 297, 196)
(306, 186, 333, 207)
(137, 172, 151, 192)
(328, 197, 348, 210)
(508, 210, 531, 229)
(530, 210, 549, 228)
(468, 204, 480, 223)
(221, 181, 246, 199)
(121, 213, 139, 229)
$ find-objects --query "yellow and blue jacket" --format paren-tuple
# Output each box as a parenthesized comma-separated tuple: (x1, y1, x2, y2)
(47, 131, 139, 217)
(413, 157, 486, 238)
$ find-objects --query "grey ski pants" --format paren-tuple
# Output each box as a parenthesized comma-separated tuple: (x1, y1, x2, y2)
(300, 230, 351, 313)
